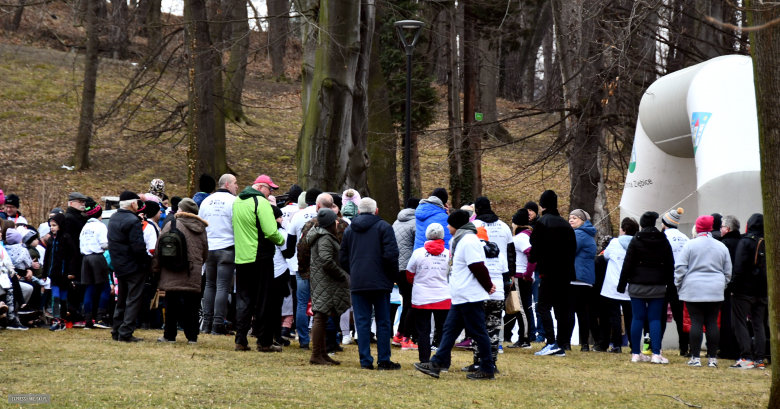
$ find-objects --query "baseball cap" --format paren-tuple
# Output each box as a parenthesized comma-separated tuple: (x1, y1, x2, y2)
(254, 175, 279, 190)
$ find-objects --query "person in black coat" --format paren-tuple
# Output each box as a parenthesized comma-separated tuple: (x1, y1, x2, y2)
(63, 193, 88, 279)
(717, 215, 742, 360)
(339, 197, 400, 370)
(730, 213, 768, 368)
(43, 213, 77, 331)
(108, 191, 150, 342)
(529, 190, 576, 355)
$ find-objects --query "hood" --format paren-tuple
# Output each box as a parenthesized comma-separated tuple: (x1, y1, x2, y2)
(396, 208, 416, 222)
(618, 234, 633, 250)
(746, 213, 764, 235)
(174, 212, 208, 233)
(238, 186, 266, 200)
(416, 198, 446, 222)
(424, 239, 445, 256)
(476, 212, 499, 224)
(306, 226, 333, 245)
(419, 196, 444, 209)
(541, 208, 560, 217)
(576, 220, 597, 238)
(722, 230, 742, 240)
(350, 213, 382, 233)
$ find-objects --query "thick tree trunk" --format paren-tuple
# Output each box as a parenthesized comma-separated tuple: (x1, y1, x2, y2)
(10, 0, 26, 31)
(447, 3, 464, 207)
(477, 37, 511, 143)
(109, 0, 129, 59)
(224, 0, 250, 124)
(145, 0, 162, 57)
(668, 0, 695, 72)
(72, 0, 101, 170)
(268, 0, 291, 80)
(184, 0, 217, 195)
(208, 0, 235, 176)
(462, 0, 480, 202)
(746, 2, 780, 406)
(296, 0, 319, 120)
(346, 0, 374, 193)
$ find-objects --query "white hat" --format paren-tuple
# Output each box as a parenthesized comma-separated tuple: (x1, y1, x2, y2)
(426, 223, 445, 240)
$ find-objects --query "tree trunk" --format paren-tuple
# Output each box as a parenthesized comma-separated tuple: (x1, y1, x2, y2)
(184, 0, 217, 195)
(542, 28, 554, 106)
(366, 26, 400, 221)
(110, 0, 129, 59)
(208, 0, 235, 176)
(477, 36, 511, 142)
(462, 0, 480, 202)
(72, 0, 101, 170)
(345, 0, 374, 193)
(746, 2, 780, 406)
(268, 0, 291, 80)
(224, 0, 250, 124)
(447, 2, 464, 207)
(145, 0, 161, 57)
(297, 0, 365, 192)
(10, 0, 26, 31)
(296, 0, 319, 121)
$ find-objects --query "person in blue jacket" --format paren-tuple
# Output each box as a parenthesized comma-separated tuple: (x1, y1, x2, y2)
(563, 209, 597, 351)
(413, 188, 452, 250)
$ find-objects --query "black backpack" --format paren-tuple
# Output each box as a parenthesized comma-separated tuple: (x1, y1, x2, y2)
(157, 217, 189, 273)
(749, 236, 766, 276)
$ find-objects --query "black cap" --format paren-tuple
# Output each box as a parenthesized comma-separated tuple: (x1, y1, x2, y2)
(431, 188, 448, 205)
(406, 197, 421, 209)
(287, 185, 303, 204)
(305, 188, 323, 205)
(447, 209, 471, 230)
(474, 196, 491, 215)
(143, 201, 160, 218)
(523, 201, 539, 215)
(170, 196, 182, 214)
(317, 208, 337, 228)
(539, 190, 557, 210)
(512, 208, 530, 226)
(199, 174, 216, 194)
(119, 191, 140, 202)
(5, 194, 19, 208)
(271, 205, 283, 220)
(330, 193, 343, 211)
(711, 213, 723, 230)
(639, 211, 659, 228)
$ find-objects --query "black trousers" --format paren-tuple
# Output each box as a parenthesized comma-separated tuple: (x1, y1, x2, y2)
(112, 271, 146, 339)
(414, 308, 449, 362)
(587, 287, 603, 346)
(718, 291, 740, 359)
(288, 273, 298, 331)
(564, 284, 590, 347)
(662, 285, 688, 353)
(234, 257, 276, 347)
(731, 294, 768, 361)
(272, 271, 291, 340)
(687, 301, 721, 359)
(599, 298, 632, 349)
(397, 277, 416, 338)
(537, 278, 570, 346)
(163, 291, 200, 342)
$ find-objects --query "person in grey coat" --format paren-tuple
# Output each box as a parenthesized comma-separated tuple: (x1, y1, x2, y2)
(391, 196, 419, 345)
(675, 215, 732, 368)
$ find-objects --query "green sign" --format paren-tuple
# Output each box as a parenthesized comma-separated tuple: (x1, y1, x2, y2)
(475, 113, 483, 121)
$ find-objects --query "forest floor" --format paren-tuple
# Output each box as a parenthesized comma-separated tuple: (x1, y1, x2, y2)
(0, 328, 771, 408)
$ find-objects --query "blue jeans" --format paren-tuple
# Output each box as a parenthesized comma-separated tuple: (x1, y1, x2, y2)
(352, 291, 392, 367)
(431, 302, 495, 373)
(295, 274, 310, 345)
(84, 282, 111, 315)
(630, 297, 665, 355)
(532, 271, 544, 338)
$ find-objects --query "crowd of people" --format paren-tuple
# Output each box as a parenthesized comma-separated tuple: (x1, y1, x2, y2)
(0, 176, 771, 379)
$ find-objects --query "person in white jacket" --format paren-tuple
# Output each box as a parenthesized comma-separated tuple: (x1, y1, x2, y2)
(79, 199, 111, 329)
(599, 217, 639, 353)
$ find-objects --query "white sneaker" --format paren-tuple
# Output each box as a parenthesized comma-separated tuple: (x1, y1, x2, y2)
(631, 354, 650, 363)
(687, 357, 702, 367)
(651, 354, 669, 364)
(342, 335, 353, 345)
(708, 357, 718, 368)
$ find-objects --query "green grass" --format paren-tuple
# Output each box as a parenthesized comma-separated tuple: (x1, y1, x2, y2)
(0, 329, 770, 408)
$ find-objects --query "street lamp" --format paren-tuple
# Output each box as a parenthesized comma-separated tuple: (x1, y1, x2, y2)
(394, 19, 425, 207)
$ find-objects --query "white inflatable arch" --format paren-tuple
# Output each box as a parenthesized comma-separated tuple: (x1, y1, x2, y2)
(619, 55, 762, 234)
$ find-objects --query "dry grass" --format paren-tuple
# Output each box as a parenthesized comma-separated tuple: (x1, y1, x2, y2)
(0, 328, 771, 408)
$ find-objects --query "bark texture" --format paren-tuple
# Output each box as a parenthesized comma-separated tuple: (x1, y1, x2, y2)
(72, 0, 101, 170)
(224, 0, 250, 124)
(268, 0, 291, 79)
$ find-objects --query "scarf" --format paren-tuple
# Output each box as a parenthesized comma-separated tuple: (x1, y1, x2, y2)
(448, 222, 478, 276)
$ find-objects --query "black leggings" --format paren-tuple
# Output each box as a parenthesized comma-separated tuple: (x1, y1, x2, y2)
(687, 301, 721, 358)
(414, 308, 448, 363)
(397, 278, 417, 338)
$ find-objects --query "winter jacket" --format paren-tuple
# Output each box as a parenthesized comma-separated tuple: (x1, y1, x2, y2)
(64, 206, 87, 277)
(152, 212, 209, 293)
(674, 233, 732, 302)
(308, 226, 351, 316)
(296, 217, 349, 280)
(414, 197, 452, 250)
(27, 245, 43, 278)
(43, 232, 77, 287)
(340, 213, 399, 293)
(618, 227, 675, 293)
(602, 235, 632, 301)
(573, 220, 597, 284)
(731, 214, 766, 297)
(6, 243, 32, 272)
(528, 208, 576, 283)
(720, 230, 742, 265)
(107, 209, 150, 277)
(192, 192, 210, 207)
(232, 186, 284, 264)
(393, 208, 416, 271)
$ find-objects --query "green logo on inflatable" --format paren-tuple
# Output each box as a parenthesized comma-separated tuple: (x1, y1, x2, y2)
(690, 112, 712, 154)
(628, 144, 637, 173)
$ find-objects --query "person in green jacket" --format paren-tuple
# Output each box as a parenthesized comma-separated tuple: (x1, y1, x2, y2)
(232, 175, 286, 352)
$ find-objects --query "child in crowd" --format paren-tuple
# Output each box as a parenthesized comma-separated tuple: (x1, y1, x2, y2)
(43, 213, 76, 331)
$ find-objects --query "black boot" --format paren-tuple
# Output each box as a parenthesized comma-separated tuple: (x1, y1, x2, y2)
(84, 312, 94, 329)
(281, 327, 292, 340)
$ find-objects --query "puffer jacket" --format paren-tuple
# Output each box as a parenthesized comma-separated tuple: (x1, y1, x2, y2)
(393, 208, 416, 271)
(731, 214, 765, 297)
(414, 197, 452, 250)
(152, 212, 209, 293)
(308, 226, 351, 316)
(573, 220, 597, 284)
(108, 209, 150, 277)
(618, 226, 675, 293)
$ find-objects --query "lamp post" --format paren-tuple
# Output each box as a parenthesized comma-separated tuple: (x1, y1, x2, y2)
(394, 20, 425, 207)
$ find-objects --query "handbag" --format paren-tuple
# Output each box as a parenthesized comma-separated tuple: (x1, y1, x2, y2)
(505, 282, 522, 314)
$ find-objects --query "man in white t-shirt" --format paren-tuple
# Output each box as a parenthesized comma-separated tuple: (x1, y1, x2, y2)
(280, 185, 304, 229)
(414, 210, 497, 380)
(79, 199, 111, 329)
(199, 174, 239, 335)
(660, 207, 690, 356)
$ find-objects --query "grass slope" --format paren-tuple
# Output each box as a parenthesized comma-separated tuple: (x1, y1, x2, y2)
(0, 328, 770, 408)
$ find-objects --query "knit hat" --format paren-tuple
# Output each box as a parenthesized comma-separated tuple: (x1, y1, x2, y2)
(119, 191, 140, 202)
(317, 208, 337, 229)
(287, 185, 303, 204)
(199, 174, 216, 194)
(425, 223, 445, 240)
(136, 200, 146, 214)
(178, 198, 199, 215)
(143, 201, 161, 219)
(5, 194, 19, 208)
(512, 208, 530, 226)
(297, 192, 307, 209)
(23, 229, 38, 245)
(144, 194, 161, 204)
(5, 228, 22, 245)
(49, 207, 64, 218)
(305, 188, 323, 205)
(149, 179, 165, 199)
(406, 197, 420, 209)
(695, 215, 714, 233)
(85, 197, 102, 219)
(570, 209, 590, 222)
(0, 189, 4, 205)
(342, 189, 361, 207)
(474, 196, 491, 215)
(447, 209, 471, 230)
(524, 201, 539, 215)
(170, 196, 182, 214)
(476, 226, 489, 241)
(539, 190, 557, 210)
(711, 213, 723, 230)
(271, 205, 283, 220)
(330, 193, 343, 211)
(460, 204, 474, 217)
(431, 188, 448, 205)
(639, 211, 659, 228)
(661, 207, 684, 228)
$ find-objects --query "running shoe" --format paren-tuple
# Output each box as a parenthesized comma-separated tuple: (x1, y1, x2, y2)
(708, 357, 718, 368)
(631, 354, 650, 362)
(687, 357, 702, 367)
(534, 343, 560, 356)
(455, 338, 473, 349)
(391, 333, 403, 346)
(401, 339, 418, 351)
(730, 359, 754, 369)
(651, 354, 669, 364)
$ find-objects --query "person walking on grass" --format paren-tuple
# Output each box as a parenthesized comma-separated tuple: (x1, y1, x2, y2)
(530, 190, 576, 357)
(414, 210, 496, 380)
(79, 198, 111, 329)
(506, 208, 535, 349)
(564, 209, 597, 351)
(618, 211, 675, 364)
(675, 215, 732, 368)
(392, 196, 420, 350)
(307, 208, 351, 366)
(44, 213, 77, 332)
(154, 198, 208, 345)
(599, 217, 638, 353)
(340, 198, 401, 370)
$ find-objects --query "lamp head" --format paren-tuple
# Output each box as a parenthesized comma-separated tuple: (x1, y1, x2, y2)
(394, 20, 425, 55)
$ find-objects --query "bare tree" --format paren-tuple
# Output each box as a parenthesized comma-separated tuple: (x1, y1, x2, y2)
(72, 0, 102, 170)
(267, 0, 291, 80)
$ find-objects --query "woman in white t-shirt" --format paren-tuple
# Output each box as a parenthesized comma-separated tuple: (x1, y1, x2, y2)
(407, 223, 451, 364)
(507, 208, 535, 349)
(600, 217, 639, 353)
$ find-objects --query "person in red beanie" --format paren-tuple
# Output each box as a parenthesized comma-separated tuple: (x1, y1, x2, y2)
(674, 215, 732, 368)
